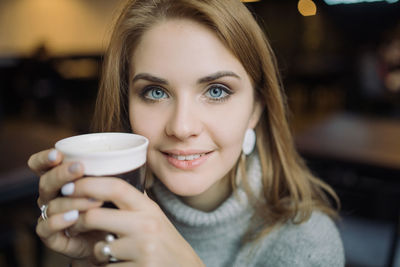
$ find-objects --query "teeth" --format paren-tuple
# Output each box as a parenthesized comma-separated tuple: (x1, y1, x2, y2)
(171, 153, 205, 161)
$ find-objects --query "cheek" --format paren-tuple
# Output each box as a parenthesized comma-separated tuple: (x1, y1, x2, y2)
(207, 113, 248, 153)
(129, 108, 164, 171)
(129, 104, 166, 144)
(215, 125, 244, 150)
(210, 103, 252, 137)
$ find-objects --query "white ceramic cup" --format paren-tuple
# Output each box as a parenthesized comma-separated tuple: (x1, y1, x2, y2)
(55, 132, 149, 192)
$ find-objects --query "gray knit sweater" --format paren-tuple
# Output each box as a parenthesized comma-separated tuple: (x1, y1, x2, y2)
(152, 155, 345, 267)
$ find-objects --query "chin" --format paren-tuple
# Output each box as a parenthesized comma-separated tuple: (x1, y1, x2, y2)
(161, 177, 211, 197)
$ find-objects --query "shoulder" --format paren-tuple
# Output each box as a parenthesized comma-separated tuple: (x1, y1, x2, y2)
(254, 212, 345, 267)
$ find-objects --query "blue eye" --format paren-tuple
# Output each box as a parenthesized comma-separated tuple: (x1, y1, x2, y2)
(205, 85, 231, 101)
(143, 86, 168, 101)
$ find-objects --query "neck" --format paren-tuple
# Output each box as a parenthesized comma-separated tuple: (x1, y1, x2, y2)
(180, 175, 232, 212)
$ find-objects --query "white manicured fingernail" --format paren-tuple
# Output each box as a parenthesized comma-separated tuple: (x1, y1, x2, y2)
(64, 210, 79, 221)
(61, 183, 75, 196)
(48, 149, 58, 162)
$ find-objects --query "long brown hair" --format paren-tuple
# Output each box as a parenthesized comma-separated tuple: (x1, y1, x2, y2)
(93, 0, 339, 240)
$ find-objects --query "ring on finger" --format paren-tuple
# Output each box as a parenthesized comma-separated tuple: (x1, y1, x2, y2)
(105, 233, 116, 243)
(40, 204, 49, 221)
(102, 244, 118, 262)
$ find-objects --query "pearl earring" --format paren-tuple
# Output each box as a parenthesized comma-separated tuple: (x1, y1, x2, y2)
(242, 128, 256, 155)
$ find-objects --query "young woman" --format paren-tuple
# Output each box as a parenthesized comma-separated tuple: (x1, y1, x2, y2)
(28, 0, 345, 266)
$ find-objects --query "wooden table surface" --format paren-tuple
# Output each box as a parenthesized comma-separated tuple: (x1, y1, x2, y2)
(295, 112, 400, 170)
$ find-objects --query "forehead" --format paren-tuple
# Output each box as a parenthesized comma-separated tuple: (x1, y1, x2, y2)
(129, 19, 249, 80)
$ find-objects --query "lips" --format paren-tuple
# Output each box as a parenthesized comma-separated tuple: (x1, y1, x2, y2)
(169, 153, 206, 161)
(161, 150, 212, 170)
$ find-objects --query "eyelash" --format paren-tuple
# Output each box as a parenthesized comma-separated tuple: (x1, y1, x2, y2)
(138, 84, 233, 103)
(139, 85, 168, 102)
(204, 84, 233, 103)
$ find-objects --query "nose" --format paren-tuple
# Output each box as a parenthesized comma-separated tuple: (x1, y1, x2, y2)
(165, 97, 203, 140)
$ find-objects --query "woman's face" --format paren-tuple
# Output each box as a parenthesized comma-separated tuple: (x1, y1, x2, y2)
(129, 19, 261, 210)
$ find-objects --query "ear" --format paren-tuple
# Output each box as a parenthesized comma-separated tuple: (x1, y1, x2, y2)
(247, 100, 263, 129)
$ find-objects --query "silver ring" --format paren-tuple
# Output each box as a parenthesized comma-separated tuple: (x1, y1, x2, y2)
(105, 233, 116, 243)
(40, 204, 49, 221)
(102, 244, 118, 262)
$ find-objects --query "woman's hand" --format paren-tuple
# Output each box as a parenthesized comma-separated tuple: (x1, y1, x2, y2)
(27, 149, 104, 261)
(67, 177, 205, 267)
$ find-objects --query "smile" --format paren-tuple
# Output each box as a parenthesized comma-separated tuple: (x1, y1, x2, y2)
(161, 151, 212, 170)
(169, 153, 206, 161)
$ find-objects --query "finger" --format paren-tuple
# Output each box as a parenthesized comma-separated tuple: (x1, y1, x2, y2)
(71, 177, 152, 211)
(46, 197, 103, 218)
(36, 212, 96, 260)
(71, 208, 140, 235)
(69, 208, 145, 236)
(93, 240, 110, 264)
(36, 209, 79, 239)
(37, 161, 84, 207)
(94, 237, 147, 264)
(104, 263, 135, 267)
(28, 149, 62, 176)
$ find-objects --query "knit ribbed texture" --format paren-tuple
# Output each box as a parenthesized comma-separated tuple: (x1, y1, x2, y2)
(152, 155, 345, 267)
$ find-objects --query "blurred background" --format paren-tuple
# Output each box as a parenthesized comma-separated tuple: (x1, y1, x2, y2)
(0, 0, 399, 266)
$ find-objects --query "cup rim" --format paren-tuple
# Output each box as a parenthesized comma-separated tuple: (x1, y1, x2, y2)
(55, 132, 149, 158)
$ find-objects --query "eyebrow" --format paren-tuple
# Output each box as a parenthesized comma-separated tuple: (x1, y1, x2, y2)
(197, 71, 241, 83)
(132, 73, 168, 85)
(131, 71, 240, 85)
